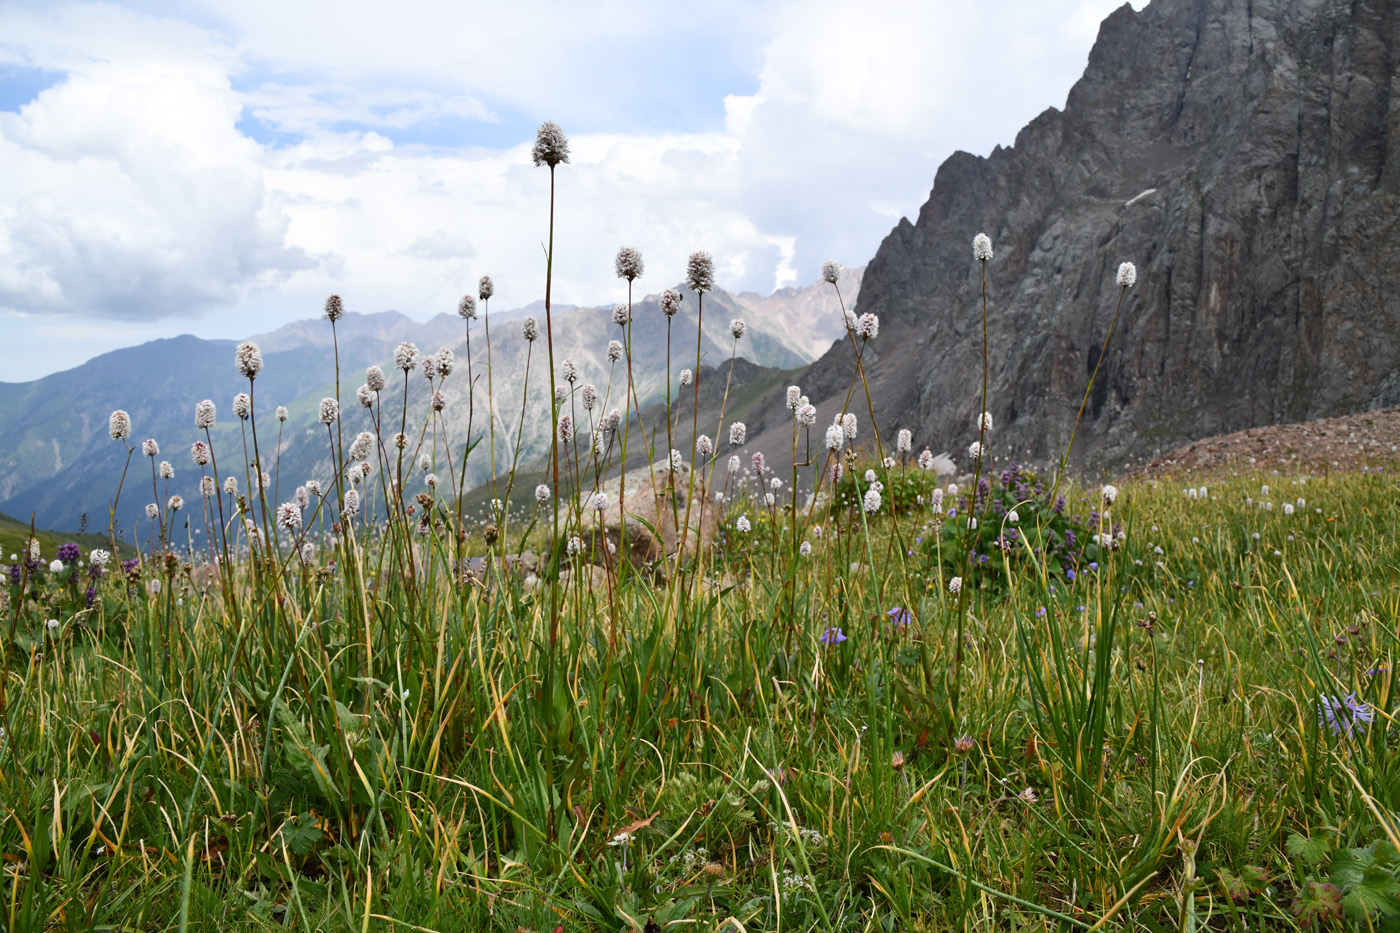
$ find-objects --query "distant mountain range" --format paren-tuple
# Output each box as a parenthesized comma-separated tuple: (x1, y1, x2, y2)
(0, 268, 861, 534)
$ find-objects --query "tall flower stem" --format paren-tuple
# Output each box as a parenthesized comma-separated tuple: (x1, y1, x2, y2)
(950, 253, 991, 734)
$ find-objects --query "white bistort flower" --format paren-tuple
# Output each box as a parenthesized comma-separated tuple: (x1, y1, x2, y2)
(615, 246, 644, 281)
(735, 515, 751, 533)
(235, 341, 263, 379)
(855, 313, 879, 339)
(366, 365, 386, 392)
(897, 429, 912, 453)
(863, 488, 882, 513)
(393, 342, 419, 372)
(822, 259, 842, 284)
(686, 251, 715, 293)
(350, 432, 374, 461)
(607, 340, 623, 362)
(729, 422, 746, 446)
(195, 399, 216, 429)
(109, 410, 132, 440)
(973, 233, 993, 261)
(729, 319, 746, 339)
(1117, 261, 1137, 288)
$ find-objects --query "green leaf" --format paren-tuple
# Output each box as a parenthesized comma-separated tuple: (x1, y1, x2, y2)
(1291, 880, 1344, 925)
(279, 811, 324, 859)
(1286, 832, 1332, 867)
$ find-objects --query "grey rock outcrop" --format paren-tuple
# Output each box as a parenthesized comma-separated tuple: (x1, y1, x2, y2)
(792, 0, 1400, 475)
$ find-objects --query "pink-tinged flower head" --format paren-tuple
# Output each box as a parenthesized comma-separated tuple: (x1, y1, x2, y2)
(918, 449, 934, 470)
(822, 259, 842, 284)
(296, 485, 309, 509)
(201, 476, 216, 498)
(277, 502, 302, 532)
(751, 452, 765, 477)
(729, 318, 746, 339)
(478, 276, 494, 301)
(967, 441, 983, 461)
(660, 288, 682, 317)
(195, 399, 216, 429)
(343, 488, 360, 518)
(535, 484, 550, 503)
(191, 441, 211, 466)
(233, 393, 251, 419)
(394, 342, 418, 372)
(433, 348, 454, 378)
(561, 358, 578, 383)
(366, 365, 386, 392)
(948, 576, 962, 594)
(531, 121, 570, 167)
(109, 410, 132, 440)
(607, 340, 623, 362)
(349, 431, 374, 461)
(863, 488, 882, 513)
(973, 233, 993, 262)
(581, 383, 597, 410)
(159, 460, 174, 479)
(522, 317, 540, 342)
(728, 422, 746, 446)
(235, 341, 263, 379)
(142, 439, 159, 457)
(431, 390, 446, 411)
(224, 476, 238, 495)
(696, 434, 713, 458)
(592, 492, 609, 511)
(612, 303, 630, 326)
(855, 313, 879, 339)
(824, 423, 844, 451)
(318, 397, 339, 425)
(305, 480, 321, 497)
(897, 429, 912, 453)
(557, 413, 574, 445)
(324, 294, 344, 322)
(603, 408, 622, 432)
(797, 404, 817, 426)
(458, 294, 477, 319)
(615, 246, 644, 281)
(686, 251, 714, 293)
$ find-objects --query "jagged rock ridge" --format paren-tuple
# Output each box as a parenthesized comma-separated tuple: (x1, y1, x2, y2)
(790, 0, 1400, 475)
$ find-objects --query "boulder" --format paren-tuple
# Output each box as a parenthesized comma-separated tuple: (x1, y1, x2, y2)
(580, 460, 719, 571)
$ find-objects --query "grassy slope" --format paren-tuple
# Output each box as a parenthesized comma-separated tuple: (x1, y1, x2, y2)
(1, 462, 1397, 930)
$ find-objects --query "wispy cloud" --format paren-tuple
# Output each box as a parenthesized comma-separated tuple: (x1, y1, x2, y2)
(0, 0, 1141, 380)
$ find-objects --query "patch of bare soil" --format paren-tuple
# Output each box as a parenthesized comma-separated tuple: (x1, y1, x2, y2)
(1126, 407, 1400, 480)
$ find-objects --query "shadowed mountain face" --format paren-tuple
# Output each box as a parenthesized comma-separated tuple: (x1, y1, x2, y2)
(0, 273, 859, 534)
(766, 0, 1400, 478)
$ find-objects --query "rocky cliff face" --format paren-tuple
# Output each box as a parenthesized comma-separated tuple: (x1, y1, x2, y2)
(798, 0, 1400, 475)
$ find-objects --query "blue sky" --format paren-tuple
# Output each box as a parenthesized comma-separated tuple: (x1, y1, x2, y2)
(0, 0, 1142, 382)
